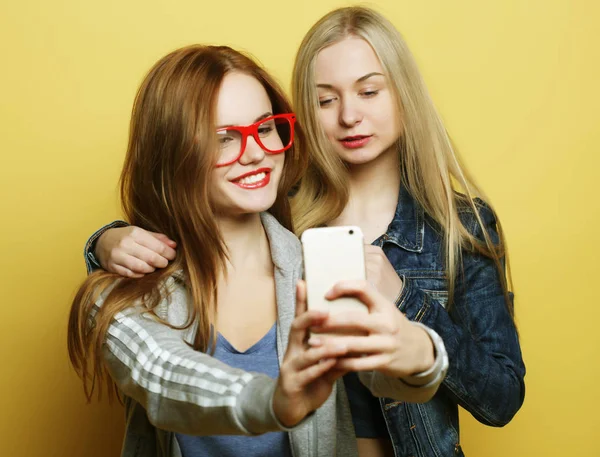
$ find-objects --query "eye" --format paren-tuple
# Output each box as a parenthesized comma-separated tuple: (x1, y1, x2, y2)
(257, 124, 275, 136)
(217, 136, 234, 146)
(360, 90, 379, 98)
(319, 98, 335, 107)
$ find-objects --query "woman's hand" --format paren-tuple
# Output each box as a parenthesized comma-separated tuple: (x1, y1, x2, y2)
(96, 226, 177, 278)
(309, 280, 435, 379)
(364, 245, 403, 303)
(272, 280, 348, 428)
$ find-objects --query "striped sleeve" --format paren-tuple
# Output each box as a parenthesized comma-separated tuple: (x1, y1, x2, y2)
(97, 302, 285, 436)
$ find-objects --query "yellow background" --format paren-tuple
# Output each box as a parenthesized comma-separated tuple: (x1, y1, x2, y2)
(1, 0, 598, 455)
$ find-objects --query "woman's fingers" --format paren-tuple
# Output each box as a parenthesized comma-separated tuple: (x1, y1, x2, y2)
(110, 263, 145, 278)
(112, 251, 156, 274)
(138, 231, 177, 261)
(291, 310, 329, 333)
(121, 243, 168, 270)
(292, 340, 348, 371)
(313, 311, 397, 335)
(124, 231, 175, 267)
(288, 309, 329, 348)
(289, 280, 329, 347)
(324, 280, 386, 313)
(150, 232, 178, 249)
(295, 280, 308, 317)
(98, 226, 175, 273)
(293, 358, 338, 388)
(309, 334, 395, 355)
(333, 353, 392, 372)
(287, 343, 349, 390)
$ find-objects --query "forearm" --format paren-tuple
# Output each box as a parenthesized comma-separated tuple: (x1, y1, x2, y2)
(101, 304, 285, 435)
(398, 278, 525, 425)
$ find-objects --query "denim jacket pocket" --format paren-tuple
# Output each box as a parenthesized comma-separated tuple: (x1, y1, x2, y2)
(403, 272, 449, 309)
(421, 289, 448, 309)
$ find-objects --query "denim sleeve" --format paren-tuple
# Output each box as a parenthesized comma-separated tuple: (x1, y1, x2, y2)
(83, 220, 129, 274)
(396, 202, 525, 427)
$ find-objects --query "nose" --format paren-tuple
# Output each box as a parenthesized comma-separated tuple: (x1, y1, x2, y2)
(238, 134, 266, 165)
(339, 97, 362, 127)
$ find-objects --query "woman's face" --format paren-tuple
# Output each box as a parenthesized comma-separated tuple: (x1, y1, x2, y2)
(210, 72, 286, 217)
(315, 36, 401, 166)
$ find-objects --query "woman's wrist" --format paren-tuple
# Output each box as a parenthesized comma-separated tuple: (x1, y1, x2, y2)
(400, 324, 448, 388)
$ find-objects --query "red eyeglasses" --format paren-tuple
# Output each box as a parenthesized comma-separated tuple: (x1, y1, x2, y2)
(215, 113, 296, 167)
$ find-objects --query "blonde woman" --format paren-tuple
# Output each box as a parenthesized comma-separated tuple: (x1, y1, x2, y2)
(290, 7, 525, 457)
(85, 6, 523, 457)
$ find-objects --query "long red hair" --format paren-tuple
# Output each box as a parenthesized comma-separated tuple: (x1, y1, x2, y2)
(67, 45, 306, 400)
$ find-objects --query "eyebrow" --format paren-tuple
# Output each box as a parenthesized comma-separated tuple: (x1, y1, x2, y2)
(216, 111, 272, 129)
(316, 72, 385, 89)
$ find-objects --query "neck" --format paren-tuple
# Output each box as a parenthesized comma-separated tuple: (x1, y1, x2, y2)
(217, 212, 271, 274)
(343, 145, 401, 219)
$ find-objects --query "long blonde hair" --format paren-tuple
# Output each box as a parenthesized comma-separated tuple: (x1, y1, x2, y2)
(68, 45, 306, 400)
(291, 6, 513, 314)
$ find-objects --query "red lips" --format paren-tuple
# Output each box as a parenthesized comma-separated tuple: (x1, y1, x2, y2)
(231, 167, 272, 189)
(339, 135, 372, 149)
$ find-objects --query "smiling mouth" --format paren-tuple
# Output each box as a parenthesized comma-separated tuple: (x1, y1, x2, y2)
(231, 168, 271, 189)
(339, 135, 372, 149)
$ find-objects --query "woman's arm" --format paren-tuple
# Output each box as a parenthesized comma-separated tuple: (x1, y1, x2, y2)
(83, 222, 176, 277)
(101, 302, 279, 435)
(96, 279, 347, 435)
(307, 281, 448, 403)
(398, 203, 526, 426)
(357, 322, 448, 403)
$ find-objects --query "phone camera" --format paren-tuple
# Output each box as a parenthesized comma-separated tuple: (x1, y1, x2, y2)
(349, 229, 354, 235)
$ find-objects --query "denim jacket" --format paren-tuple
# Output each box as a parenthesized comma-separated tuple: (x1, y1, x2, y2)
(376, 186, 526, 457)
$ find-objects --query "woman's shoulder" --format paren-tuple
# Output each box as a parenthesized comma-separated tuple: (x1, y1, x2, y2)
(455, 194, 500, 242)
(454, 191, 488, 211)
(155, 273, 194, 327)
(93, 272, 192, 327)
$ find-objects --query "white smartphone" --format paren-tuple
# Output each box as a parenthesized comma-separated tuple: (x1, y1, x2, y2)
(301, 226, 368, 317)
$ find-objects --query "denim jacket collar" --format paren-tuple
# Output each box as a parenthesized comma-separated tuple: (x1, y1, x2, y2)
(384, 185, 425, 253)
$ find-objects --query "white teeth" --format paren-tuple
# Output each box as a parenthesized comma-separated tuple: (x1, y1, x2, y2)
(237, 172, 266, 185)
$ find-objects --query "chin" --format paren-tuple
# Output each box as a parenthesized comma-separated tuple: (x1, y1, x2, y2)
(336, 141, 398, 167)
(338, 147, 383, 165)
(223, 190, 278, 216)
(241, 200, 277, 214)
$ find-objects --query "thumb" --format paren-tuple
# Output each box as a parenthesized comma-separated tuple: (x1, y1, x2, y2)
(295, 279, 307, 318)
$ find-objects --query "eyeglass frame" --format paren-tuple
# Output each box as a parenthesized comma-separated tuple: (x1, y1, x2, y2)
(214, 113, 296, 168)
